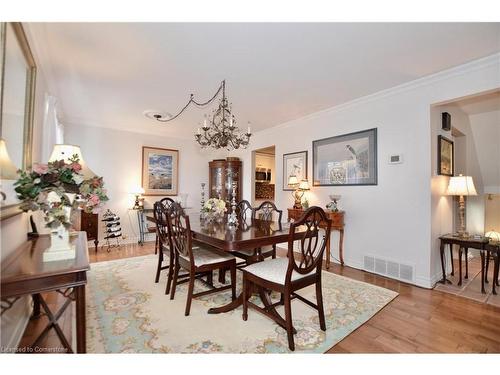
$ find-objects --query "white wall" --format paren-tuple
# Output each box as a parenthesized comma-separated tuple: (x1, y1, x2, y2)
(469, 110, 500, 194)
(231, 54, 500, 288)
(64, 124, 218, 243)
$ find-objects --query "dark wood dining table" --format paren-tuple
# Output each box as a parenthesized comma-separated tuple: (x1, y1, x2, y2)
(146, 211, 308, 316)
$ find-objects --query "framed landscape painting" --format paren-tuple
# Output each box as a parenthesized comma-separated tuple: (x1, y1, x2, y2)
(142, 146, 179, 196)
(313, 128, 377, 186)
(437, 135, 454, 176)
(283, 151, 308, 191)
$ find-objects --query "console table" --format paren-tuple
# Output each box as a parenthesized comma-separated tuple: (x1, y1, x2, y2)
(438, 234, 498, 294)
(287, 208, 345, 269)
(0, 232, 90, 353)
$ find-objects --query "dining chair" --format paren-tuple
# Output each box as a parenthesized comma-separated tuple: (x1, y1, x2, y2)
(231, 200, 282, 271)
(241, 206, 331, 351)
(153, 197, 176, 292)
(167, 202, 237, 316)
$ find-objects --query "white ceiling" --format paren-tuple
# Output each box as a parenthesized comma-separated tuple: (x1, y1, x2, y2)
(25, 23, 500, 138)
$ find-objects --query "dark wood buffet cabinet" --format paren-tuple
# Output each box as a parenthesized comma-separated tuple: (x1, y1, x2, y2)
(287, 208, 345, 269)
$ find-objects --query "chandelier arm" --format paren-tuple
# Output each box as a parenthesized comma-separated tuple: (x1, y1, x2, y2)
(156, 80, 225, 123)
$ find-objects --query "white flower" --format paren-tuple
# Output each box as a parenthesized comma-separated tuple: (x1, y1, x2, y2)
(33, 178, 41, 184)
(73, 174, 84, 185)
(46, 191, 61, 204)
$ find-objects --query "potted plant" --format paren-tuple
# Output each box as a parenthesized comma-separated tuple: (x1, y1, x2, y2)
(14, 154, 109, 261)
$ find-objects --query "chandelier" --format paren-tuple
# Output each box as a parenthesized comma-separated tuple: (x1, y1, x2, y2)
(150, 80, 251, 150)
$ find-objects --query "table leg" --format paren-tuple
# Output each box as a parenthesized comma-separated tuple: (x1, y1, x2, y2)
(208, 293, 243, 314)
(480, 250, 486, 294)
(464, 248, 469, 279)
(31, 294, 41, 319)
(75, 285, 87, 353)
(439, 241, 451, 284)
(492, 253, 499, 295)
(485, 251, 490, 284)
(325, 233, 331, 270)
(449, 245, 454, 276)
(458, 247, 463, 286)
(339, 228, 345, 266)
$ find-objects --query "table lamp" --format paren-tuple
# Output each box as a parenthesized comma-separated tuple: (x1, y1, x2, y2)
(131, 187, 145, 209)
(49, 144, 96, 179)
(299, 179, 310, 208)
(485, 230, 500, 242)
(288, 175, 301, 209)
(0, 138, 18, 201)
(446, 174, 477, 237)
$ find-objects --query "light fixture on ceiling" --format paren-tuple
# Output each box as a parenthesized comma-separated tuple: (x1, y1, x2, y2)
(143, 110, 173, 121)
(147, 80, 251, 150)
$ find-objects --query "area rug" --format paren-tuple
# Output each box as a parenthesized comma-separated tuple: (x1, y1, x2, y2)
(86, 255, 398, 353)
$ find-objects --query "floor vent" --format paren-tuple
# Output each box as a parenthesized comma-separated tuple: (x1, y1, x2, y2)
(363, 255, 414, 283)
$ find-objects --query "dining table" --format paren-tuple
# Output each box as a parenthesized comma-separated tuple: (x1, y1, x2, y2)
(146, 211, 310, 318)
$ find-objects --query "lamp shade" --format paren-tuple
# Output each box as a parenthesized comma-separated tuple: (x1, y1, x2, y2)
(288, 175, 299, 187)
(49, 144, 96, 179)
(446, 175, 477, 196)
(131, 186, 145, 195)
(485, 230, 500, 241)
(299, 179, 310, 191)
(0, 138, 18, 180)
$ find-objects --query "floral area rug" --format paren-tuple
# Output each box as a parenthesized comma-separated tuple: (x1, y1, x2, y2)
(87, 255, 397, 353)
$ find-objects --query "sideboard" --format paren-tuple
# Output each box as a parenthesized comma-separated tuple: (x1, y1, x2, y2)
(287, 208, 345, 269)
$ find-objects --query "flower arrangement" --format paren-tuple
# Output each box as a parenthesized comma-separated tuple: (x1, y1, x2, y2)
(201, 197, 227, 216)
(14, 155, 109, 229)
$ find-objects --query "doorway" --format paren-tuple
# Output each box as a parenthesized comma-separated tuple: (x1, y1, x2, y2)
(252, 146, 276, 205)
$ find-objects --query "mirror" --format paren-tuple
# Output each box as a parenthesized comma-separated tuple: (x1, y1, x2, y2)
(0, 22, 36, 220)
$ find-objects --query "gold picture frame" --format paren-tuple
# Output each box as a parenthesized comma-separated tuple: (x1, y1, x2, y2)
(141, 146, 179, 196)
(0, 22, 37, 221)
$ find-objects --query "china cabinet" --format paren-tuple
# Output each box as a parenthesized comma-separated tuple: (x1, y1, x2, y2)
(208, 158, 242, 204)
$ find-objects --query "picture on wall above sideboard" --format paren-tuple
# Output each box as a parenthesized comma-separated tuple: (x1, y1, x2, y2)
(283, 151, 308, 191)
(437, 135, 454, 176)
(313, 128, 377, 186)
(142, 146, 179, 195)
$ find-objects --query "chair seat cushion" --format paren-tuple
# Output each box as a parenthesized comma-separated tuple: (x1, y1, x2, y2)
(180, 247, 234, 267)
(243, 258, 315, 285)
(235, 246, 274, 257)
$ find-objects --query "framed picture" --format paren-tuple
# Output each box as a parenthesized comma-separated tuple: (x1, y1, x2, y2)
(142, 146, 179, 196)
(437, 135, 454, 176)
(313, 128, 377, 186)
(283, 151, 308, 191)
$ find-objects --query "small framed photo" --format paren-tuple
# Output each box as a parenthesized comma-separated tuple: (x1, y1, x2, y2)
(313, 128, 377, 186)
(283, 151, 308, 191)
(142, 146, 179, 196)
(437, 135, 454, 176)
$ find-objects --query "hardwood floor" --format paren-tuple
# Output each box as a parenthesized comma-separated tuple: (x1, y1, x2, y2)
(18, 241, 500, 353)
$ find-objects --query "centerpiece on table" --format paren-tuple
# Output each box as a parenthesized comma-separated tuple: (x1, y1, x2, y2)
(14, 155, 109, 261)
(200, 197, 227, 223)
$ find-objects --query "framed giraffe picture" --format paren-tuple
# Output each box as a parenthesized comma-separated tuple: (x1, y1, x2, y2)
(312, 128, 378, 186)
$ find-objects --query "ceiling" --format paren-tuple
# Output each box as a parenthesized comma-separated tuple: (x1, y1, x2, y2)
(25, 23, 500, 138)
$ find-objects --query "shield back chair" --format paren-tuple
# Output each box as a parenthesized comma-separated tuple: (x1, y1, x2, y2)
(167, 202, 237, 316)
(154, 197, 186, 295)
(233, 200, 282, 263)
(241, 206, 331, 351)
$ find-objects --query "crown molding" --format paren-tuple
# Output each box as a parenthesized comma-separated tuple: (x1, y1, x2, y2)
(256, 53, 500, 136)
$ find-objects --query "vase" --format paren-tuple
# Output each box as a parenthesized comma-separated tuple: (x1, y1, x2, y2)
(43, 206, 76, 262)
